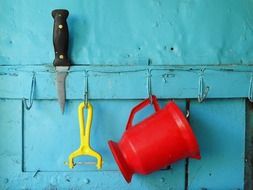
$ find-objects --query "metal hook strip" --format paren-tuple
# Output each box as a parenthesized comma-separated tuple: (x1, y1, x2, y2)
(84, 70, 89, 106)
(248, 74, 253, 102)
(22, 73, 36, 110)
(198, 75, 209, 103)
(147, 69, 152, 103)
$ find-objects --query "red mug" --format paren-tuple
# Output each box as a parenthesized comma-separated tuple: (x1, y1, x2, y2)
(108, 95, 200, 183)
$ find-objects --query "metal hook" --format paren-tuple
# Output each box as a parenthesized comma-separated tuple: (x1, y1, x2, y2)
(22, 73, 36, 110)
(185, 110, 190, 118)
(198, 75, 209, 103)
(146, 69, 153, 103)
(84, 70, 89, 107)
(248, 74, 253, 102)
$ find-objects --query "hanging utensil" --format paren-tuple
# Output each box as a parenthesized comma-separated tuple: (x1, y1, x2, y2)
(67, 102, 103, 169)
(52, 9, 71, 113)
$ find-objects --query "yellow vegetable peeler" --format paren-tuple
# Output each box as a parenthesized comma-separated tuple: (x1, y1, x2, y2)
(67, 102, 103, 169)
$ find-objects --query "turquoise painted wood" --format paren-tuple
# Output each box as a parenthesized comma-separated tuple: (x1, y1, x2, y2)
(0, 100, 22, 176)
(0, 65, 253, 100)
(0, 99, 185, 189)
(23, 100, 185, 172)
(0, 0, 252, 189)
(1, 0, 253, 66)
(188, 99, 245, 189)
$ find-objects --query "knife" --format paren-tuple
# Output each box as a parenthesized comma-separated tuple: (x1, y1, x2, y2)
(52, 9, 71, 114)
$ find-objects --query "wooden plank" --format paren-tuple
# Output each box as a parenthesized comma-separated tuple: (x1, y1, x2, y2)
(21, 99, 185, 189)
(2, 1, 253, 66)
(0, 100, 22, 189)
(0, 65, 253, 99)
(188, 99, 245, 189)
(23, 99, 185, 170)
(0, 169, 185, 190)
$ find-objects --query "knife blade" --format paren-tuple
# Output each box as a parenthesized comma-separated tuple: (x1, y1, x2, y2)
(52, 9, 71, 114)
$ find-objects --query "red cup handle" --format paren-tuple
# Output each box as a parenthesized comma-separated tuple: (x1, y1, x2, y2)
(126, 95, 160, 130)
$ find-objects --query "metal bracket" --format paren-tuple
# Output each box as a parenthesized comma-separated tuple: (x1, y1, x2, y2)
(22, 73, 36, 110)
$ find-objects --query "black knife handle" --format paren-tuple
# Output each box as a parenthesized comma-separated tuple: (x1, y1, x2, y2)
(52, 9, 71, 67)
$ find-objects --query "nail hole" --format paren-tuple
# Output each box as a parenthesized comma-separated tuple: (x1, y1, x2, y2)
(148, 59, 152, 65)
(170, 47, 174, 51)
(66, 178, 70, 182)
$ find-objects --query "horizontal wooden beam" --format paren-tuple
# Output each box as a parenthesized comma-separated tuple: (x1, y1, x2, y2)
(1, 65, 253, 100)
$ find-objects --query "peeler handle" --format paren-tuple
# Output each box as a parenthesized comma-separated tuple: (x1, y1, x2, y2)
(126, 95, 160, 130)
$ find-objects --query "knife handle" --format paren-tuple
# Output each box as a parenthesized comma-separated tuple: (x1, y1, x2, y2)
(52, 9, 71, 67)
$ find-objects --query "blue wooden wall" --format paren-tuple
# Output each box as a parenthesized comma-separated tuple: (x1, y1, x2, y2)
(0, 0, 253, 189)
